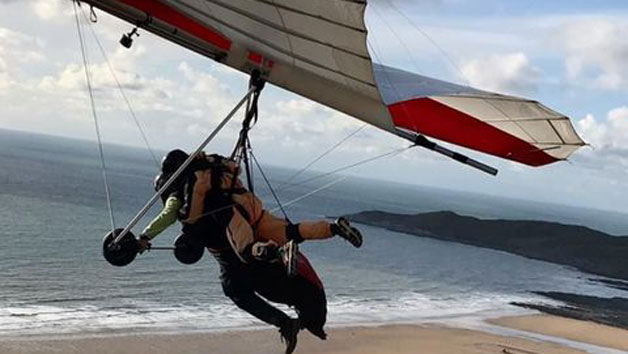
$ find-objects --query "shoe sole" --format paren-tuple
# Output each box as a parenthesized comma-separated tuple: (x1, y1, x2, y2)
(336, 217, 363, 248)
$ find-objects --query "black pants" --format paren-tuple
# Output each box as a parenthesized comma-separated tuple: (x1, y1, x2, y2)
(215, 252, 327, 339)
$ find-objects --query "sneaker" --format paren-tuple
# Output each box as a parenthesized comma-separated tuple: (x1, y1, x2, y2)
(279, 318, 300, 354)
(279, 241, 299, 278)
(334, 217, 363, 248)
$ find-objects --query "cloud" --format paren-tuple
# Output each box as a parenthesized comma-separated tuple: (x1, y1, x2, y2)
(256, 98, 363, 145)
(575, 107, 628, 172)
(32, 0, 64, 21)
(578, 107, 628, 151)
(0, 54, 13, 91)
(460, 52, 540, 95)
(0, 28, 45, 69)
(39, 62, 144, 92)
(0, 27, 46, 92)
(178, 62, 231, 100)
(557, 18, 628, 90)
(0, 73, 12, 92)
(230, 95, 404, 168)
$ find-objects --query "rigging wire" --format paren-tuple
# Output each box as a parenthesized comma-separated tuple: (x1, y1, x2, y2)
(73, 1, 116, 231)
(79, 6, 160, 167)
(253, 25, 417, 199)
(279, 124, 367, 188)
(185, 145, 414, 222)
(249, 149, 290, 221)
(374, 0, 471, 86)
(367, 12, 437, 142)
(367, 36, 420, 134)
(270, 176, 347, 213)
(283, 145, 415, 189)
(369, 5, 425, 77)
(113, 86, 258, 243)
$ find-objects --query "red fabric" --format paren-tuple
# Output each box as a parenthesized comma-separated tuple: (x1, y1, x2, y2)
(248, 52, 263, 65)
(388, 98, 558, 167)
(297, 253, 324, 290)
(248, 51, 275, 69)
(117, 0, 231, 51)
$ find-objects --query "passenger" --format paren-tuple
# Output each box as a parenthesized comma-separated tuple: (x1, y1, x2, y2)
(137, 149, 340, 354)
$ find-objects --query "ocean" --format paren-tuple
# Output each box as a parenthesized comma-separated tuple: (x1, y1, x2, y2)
(0, 129, 627, 338)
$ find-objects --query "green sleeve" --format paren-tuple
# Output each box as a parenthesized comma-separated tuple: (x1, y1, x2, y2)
(141, 196, 182, 239)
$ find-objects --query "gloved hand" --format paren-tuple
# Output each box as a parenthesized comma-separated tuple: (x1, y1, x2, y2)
(137, 234, 152, 254)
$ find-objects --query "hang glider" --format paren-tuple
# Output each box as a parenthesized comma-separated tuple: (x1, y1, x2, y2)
(80, 0, 585, 172)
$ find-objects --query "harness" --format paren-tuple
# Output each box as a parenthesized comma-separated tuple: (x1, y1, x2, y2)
(176, 73, 267, 259)
(224, 70, 268, 228)
(208, 155, 255, 225)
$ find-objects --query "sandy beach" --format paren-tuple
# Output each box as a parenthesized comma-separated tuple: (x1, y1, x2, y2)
(2, 314, 626, 354)
(491, 314, 628, 352)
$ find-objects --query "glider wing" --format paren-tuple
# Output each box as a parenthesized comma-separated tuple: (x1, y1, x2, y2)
(82, 0, 585, 166)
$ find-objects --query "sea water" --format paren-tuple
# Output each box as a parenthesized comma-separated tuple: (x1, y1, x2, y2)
(0, 129, 627, 337)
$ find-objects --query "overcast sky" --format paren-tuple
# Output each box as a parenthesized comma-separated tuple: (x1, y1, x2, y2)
(0, 0, 626, 214)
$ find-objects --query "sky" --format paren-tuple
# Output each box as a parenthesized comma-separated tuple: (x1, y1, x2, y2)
(0, 0, 626, 214)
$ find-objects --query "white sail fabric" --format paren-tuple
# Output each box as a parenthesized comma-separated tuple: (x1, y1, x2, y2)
(164, 0, 377, 95)
(83, 0, 585, 166)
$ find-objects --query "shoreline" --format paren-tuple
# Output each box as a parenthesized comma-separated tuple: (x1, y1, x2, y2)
(1, 314, 627, 354)
(489, 314, 628, 352)
(0, 305, 532, 341)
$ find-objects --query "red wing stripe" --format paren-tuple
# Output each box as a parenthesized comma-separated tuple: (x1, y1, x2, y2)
(117, 0, 232, 51)
(388, 98, 558, 167)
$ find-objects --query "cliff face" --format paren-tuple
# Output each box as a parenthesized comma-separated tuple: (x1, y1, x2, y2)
(348, 211, 628, 280)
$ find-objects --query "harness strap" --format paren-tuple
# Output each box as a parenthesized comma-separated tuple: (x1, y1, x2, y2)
(286, 223, 304, 243)
(233, 203, 252, 225)
(209, 164, 253, 223)
(231, 70, 266, 193)
(222, 70, 266, 231)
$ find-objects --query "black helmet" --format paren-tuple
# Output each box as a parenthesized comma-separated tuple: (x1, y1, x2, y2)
(161, 149, 189, 174)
